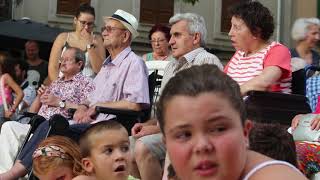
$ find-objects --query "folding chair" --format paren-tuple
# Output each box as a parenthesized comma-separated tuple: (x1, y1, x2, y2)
(244, 90, 311, 126)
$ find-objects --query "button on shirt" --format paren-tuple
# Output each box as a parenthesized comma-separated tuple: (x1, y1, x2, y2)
(87, 47, 150, 123)
(38, 73, 95, 120)
(160, 47, 223, 92)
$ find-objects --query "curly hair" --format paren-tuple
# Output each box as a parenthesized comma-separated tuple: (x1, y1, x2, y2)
(148, 24, 171, 42)
(229, 1, 274, 41)
(32, 136, 84, 177)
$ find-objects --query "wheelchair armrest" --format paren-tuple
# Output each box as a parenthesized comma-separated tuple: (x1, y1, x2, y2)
(22, 111, 38, 118)
(48, 114, 69, 134)
(95, 106, 144, 117)
(29, 115, 46, 132)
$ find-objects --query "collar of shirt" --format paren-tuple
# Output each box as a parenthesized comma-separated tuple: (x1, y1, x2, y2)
(103, 47, 132, 67)
(181, 47, 205, 63)
(57, 72, 83, 83)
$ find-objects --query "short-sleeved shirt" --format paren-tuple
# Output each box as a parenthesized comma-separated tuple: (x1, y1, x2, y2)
(87, 47, 150, 123)
(38, 73, 95, 120)
(160, 47, 223, 92)
(224, 41, 292, 93)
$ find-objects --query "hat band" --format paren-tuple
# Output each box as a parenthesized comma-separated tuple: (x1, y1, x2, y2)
(111, 14, 132, 26)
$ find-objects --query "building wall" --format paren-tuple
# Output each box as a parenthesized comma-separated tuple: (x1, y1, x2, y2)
(11, 0, 298, 62)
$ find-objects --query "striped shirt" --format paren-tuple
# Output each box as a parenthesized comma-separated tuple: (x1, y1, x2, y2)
(160, 47, 223, 93)
(224, 42, 292, 93)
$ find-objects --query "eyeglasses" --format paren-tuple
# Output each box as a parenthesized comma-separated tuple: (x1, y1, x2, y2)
(150, 39, 167, 44)
(101, 26, 126, 33)
(59, 58, 76, 64)
(78, 20, 95, 28)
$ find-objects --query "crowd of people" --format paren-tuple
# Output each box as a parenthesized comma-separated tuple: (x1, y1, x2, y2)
(0, 0, 319, 179)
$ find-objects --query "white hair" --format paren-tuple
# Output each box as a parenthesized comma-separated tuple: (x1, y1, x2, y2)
(169, 13, 207, 47)
(291, 18, 320, 41)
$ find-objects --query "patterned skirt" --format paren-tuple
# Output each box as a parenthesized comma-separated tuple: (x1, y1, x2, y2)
(296, 141, 320, 177)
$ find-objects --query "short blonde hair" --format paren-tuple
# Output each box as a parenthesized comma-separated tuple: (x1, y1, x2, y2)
(291, 18, 320, 41)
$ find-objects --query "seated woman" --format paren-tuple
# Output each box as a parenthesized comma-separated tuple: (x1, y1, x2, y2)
(291, 18, 320, 95)
(224, 1, 291, 95)
(157, 64, 306, 180)
(48, 3, 106, 82)
(142, 24, 174, 61)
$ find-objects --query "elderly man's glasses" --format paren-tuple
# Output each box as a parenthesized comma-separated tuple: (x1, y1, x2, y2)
(150, 39, 167, 44)
(101, 26, 126, 33)
(78, 20, 95, 28)
(59, 58, 76, 64)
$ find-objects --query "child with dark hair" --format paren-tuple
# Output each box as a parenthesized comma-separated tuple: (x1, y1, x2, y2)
(249, 123, 298, 167)
(74, 120, 138, 180)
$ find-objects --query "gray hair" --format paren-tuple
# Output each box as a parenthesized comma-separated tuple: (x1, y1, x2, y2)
(66, 47, 86, 70)
(169, 13, 207, 47)
(291, 18, 320, 41)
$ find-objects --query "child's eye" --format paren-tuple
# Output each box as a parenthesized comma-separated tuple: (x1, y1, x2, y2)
(121, 145, 129, 152)
(209, 126, 227, 134)
(175, 131, 191, 141)
(104, 147, 113, 155)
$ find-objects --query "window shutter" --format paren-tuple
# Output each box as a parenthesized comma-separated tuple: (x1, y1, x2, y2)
(140, 0, 173, 24)
(220, 0, 247, 32)
(57, 0, 91, 16)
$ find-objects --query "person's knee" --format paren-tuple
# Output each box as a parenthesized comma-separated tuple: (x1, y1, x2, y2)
(135, 140, 154, 161)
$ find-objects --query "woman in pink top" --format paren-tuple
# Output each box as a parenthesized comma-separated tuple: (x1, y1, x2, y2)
(224, 1, 291, 96)
(0, 57, 24, 122)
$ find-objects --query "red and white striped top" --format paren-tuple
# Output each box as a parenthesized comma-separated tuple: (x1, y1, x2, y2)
(224, 42, 292, 93)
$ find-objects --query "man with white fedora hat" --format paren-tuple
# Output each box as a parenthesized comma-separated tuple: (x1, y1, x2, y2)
(0, 9, 150, 179)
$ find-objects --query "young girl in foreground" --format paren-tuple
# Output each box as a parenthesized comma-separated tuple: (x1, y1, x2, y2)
(32, 136, 84, 180)
(156, 64, 307, 180)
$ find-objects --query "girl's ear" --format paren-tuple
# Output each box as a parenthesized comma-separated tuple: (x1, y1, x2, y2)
(82, 158, 94, 173)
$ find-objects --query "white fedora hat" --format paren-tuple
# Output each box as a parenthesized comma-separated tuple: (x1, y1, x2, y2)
(104, 9, 139, 39)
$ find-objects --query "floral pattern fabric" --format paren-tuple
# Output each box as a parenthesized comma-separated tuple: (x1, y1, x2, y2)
(296, 141, 320, 177)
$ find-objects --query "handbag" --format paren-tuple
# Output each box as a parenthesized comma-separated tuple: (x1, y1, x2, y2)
(292, 113, 320, 141)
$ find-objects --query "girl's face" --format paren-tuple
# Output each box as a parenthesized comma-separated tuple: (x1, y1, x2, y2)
(305, 24, 320, 48)
(36, 165, 74, 180)
(163, 92, 251, 180)
(151, 31, 170, 55)
(74, 12, 95, 33)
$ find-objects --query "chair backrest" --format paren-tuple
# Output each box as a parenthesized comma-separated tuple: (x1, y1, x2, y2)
(244, 90, 311, 126)
(145, 60, 170, 76)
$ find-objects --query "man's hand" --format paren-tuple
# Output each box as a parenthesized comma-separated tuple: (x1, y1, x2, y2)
(131, 123, 144, 136)
(291, 114, 303, 130)
(40, 94, 59, 107)
(311, 115, 320, 130)
(74, 105, 88, 122)
(37, 84, 47, 95)
(132, 124, 160, 139)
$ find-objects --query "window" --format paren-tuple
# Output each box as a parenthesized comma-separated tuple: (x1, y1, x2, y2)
(140, 0, 173, 24)
(220, 0, 247, 32)
(56, 0, 91, 15)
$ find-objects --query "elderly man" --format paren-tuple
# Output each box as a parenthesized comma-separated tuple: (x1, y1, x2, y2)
(0, 9, 149, 180)
(0, 47, 95, 175)
(130, 13, 223, 180)
(24, 40, 48, 86)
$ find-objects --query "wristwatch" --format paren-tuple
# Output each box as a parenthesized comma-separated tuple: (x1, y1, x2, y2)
(59, 100, 66, 109)
(86, 43, 95, 49)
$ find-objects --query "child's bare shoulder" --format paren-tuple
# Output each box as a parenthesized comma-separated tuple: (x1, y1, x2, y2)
(72, 175, 96, 180)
